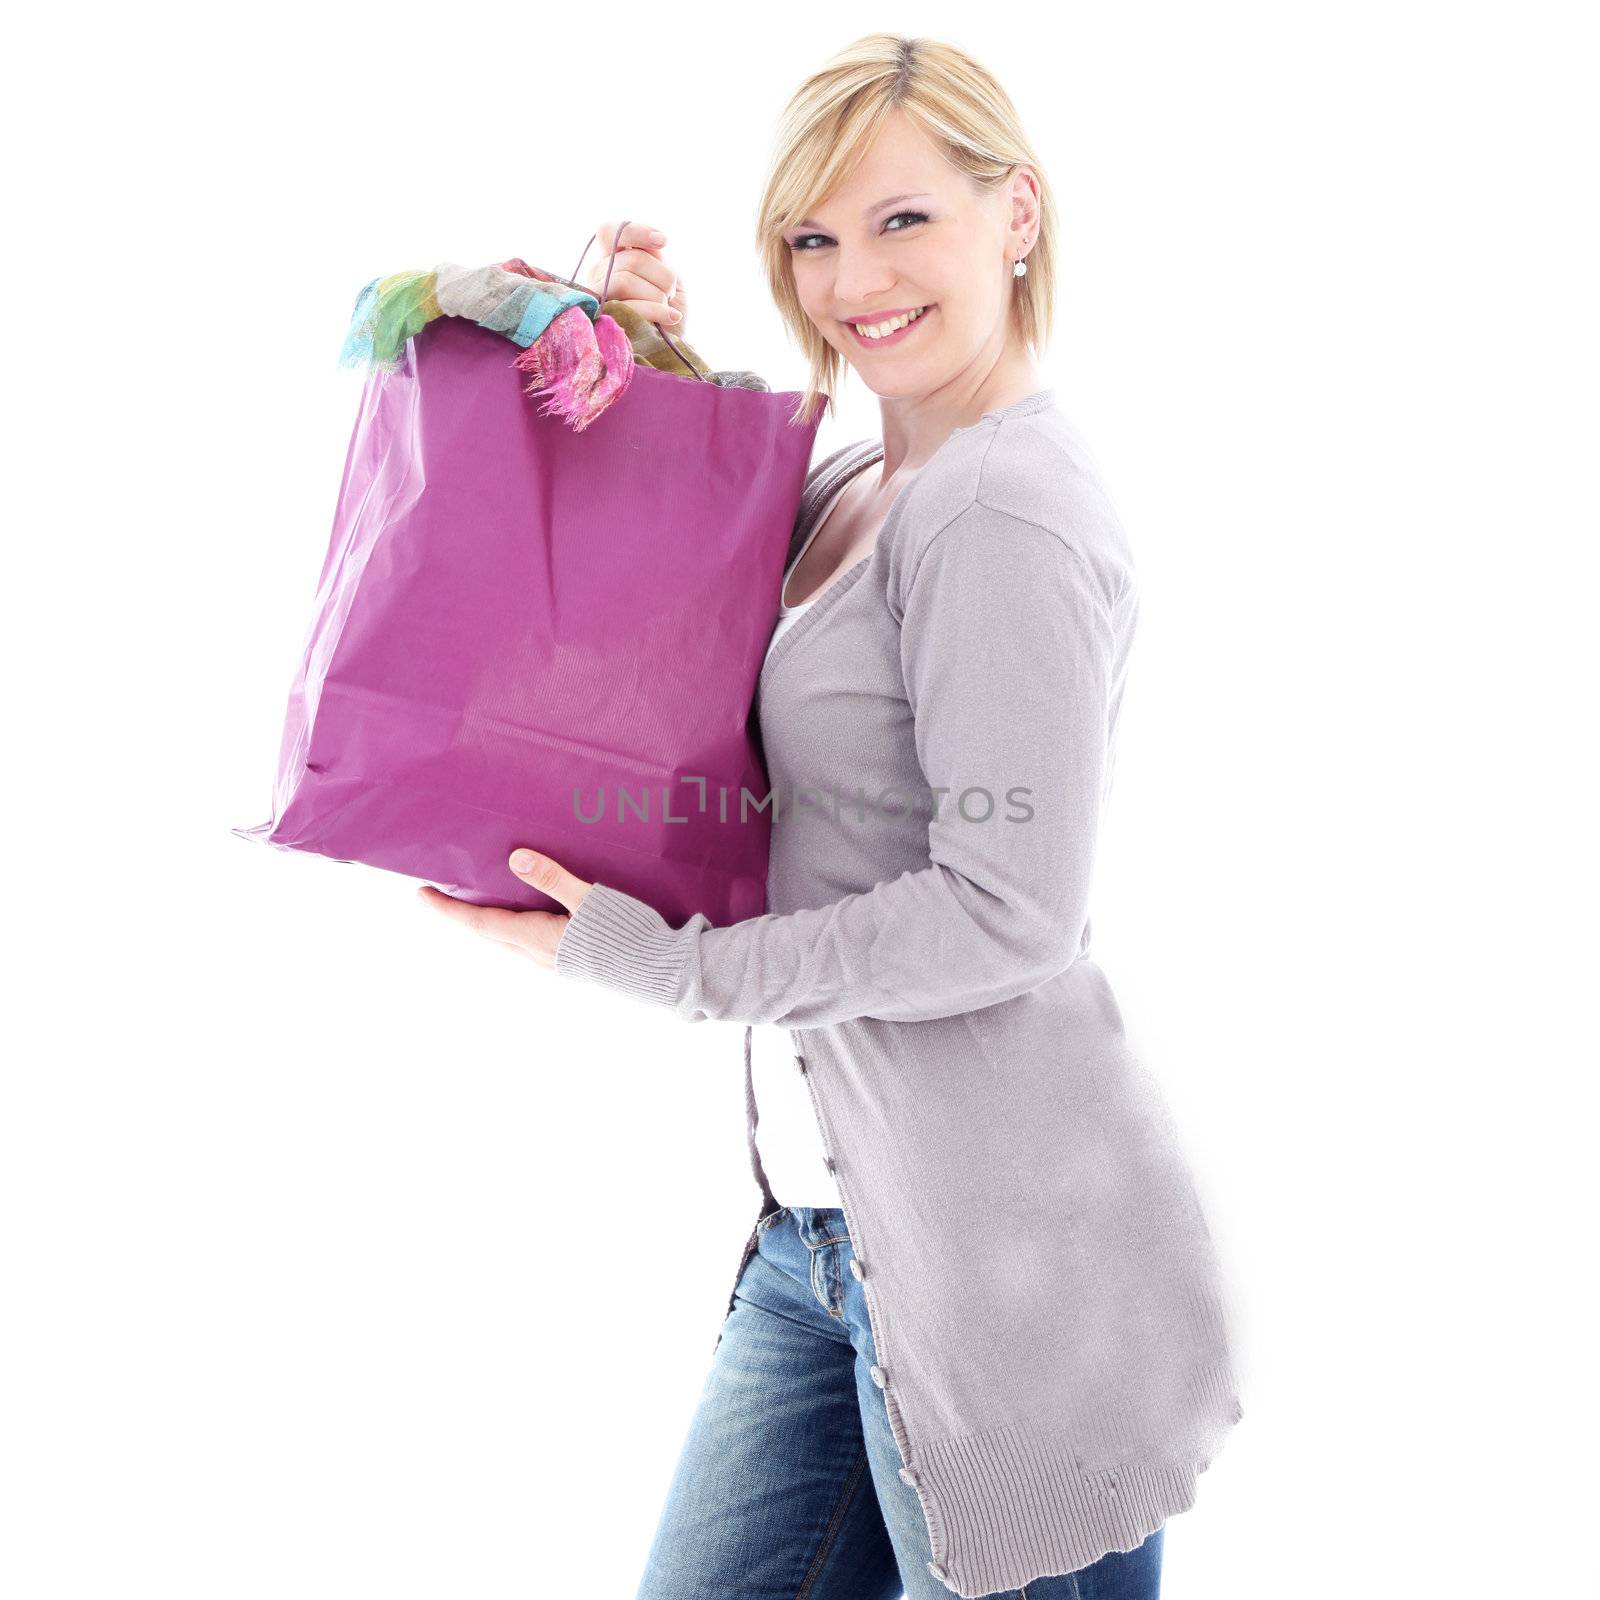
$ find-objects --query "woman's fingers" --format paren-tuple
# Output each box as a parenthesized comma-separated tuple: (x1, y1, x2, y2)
(506, 849, 592, 915)
(416, 886, 544, 944)
(596, 219, 668, 256)
(589, 253, 675, 302)
(415, 885, 568, 967)
(585, 223, 684, 328)
(598, 278, 678, 328)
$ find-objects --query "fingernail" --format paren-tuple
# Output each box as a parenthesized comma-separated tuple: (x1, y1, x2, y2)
(667, 309, 682, 323)
(510, 850, 539, 871)
(648, 229, 667, 244)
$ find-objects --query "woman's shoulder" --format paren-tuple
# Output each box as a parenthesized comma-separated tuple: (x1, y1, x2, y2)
(890, 401, 1137, 609)
(802, 437, 882, 495)
(788, 438, 883, 563)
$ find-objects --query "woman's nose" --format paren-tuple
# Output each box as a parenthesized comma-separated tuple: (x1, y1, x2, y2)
(830, 249, 896, 306)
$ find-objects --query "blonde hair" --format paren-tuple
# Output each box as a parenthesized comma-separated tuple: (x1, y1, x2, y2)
(757, 34, 1057, 428)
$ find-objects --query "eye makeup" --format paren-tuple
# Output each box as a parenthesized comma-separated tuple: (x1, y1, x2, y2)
(786, 203, 935, 252)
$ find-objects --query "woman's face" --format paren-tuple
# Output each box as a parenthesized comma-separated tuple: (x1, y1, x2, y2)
(783, 108, 1033, 401)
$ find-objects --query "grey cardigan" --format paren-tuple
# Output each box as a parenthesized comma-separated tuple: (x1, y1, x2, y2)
(554, 390, 1243, 1597)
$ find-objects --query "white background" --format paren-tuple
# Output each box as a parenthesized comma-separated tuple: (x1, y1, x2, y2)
(5, 3, 1596, 1596)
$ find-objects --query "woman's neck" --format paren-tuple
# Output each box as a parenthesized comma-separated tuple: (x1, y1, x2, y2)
(876, 346, 1045, 475)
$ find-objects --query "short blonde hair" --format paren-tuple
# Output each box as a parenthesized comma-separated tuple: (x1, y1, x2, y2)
(757, 34, 1057, 428)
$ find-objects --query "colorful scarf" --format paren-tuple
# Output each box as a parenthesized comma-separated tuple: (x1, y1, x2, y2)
(339, 257, 767, 431)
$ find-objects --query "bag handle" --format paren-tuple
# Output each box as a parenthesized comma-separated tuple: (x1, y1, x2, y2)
(515, 220, 712, 383)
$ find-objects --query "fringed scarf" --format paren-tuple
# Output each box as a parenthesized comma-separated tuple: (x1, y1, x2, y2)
(338, 256, 768, 431)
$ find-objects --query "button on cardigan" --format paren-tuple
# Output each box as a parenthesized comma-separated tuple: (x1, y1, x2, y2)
(553, 390, 1243, 1597)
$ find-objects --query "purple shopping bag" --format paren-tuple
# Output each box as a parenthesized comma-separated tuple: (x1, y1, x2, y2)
(235, 313, 819, 924)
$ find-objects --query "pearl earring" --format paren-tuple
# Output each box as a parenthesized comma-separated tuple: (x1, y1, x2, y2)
(1013, 257, 1028, 278)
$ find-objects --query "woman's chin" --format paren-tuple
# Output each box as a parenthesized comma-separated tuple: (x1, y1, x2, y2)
(849, 369, 936, 401)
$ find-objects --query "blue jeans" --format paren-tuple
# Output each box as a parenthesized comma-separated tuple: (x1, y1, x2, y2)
(635, 1205, 1164, 1600)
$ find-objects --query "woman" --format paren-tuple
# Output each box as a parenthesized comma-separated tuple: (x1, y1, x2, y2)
(422, 33, 1242, 1600)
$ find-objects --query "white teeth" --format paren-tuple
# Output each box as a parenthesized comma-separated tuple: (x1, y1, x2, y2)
(855, 306, 926, 339)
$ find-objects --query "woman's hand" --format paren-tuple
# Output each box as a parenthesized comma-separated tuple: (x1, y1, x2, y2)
(417, 849, 592, 970)
(580, 219, 689, 339)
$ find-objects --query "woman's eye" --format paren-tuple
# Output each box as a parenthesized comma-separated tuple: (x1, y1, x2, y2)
(788, 210, 930, 252)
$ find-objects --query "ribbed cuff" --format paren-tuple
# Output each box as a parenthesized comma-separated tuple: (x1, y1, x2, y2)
(553, 881, 693, 1011)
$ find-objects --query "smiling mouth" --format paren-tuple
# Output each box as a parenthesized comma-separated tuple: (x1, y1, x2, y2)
(845, 305, 933, 344)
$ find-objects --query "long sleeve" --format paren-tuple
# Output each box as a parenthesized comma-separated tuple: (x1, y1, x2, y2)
(553, 498, 1126, 1026)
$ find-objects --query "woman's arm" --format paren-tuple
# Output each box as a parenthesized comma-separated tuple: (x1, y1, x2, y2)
(554, 499, 1127, 1026)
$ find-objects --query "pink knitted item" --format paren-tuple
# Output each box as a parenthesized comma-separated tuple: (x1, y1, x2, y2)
(512, 304, 636, 431)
